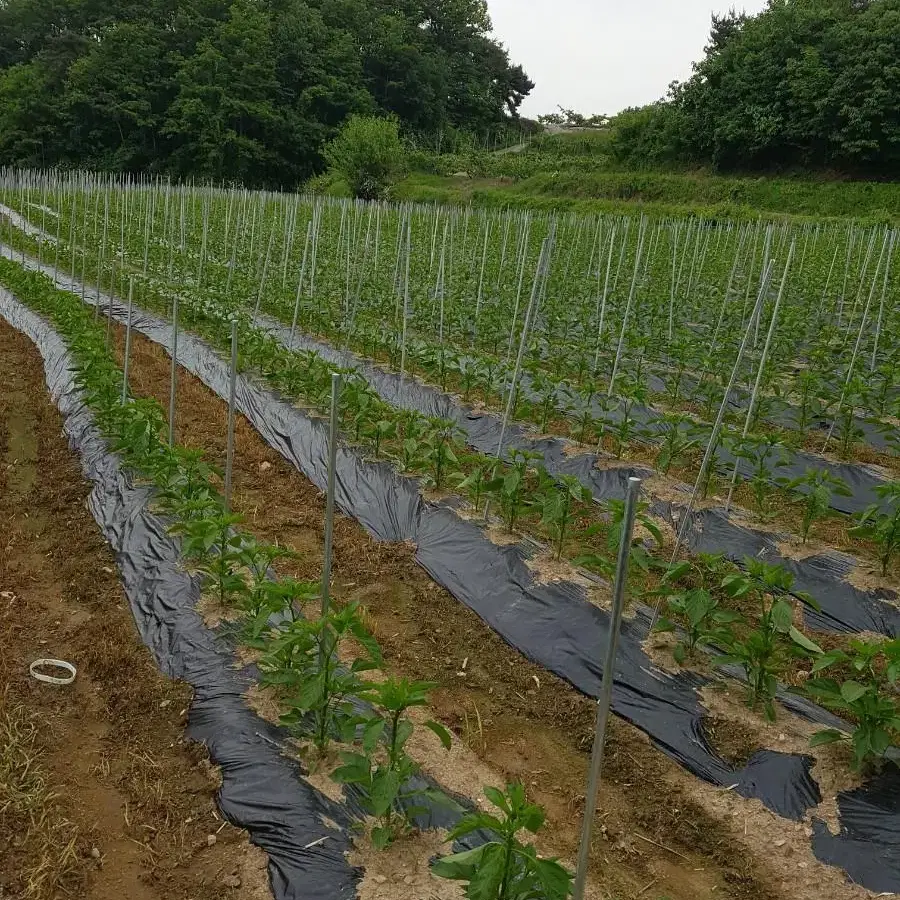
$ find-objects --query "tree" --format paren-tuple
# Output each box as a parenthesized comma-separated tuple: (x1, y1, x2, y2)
(610, 0, 900, 176)
(65, 23, 174, 172)
(166, 0, 285, 185)
(324, 114, 405, 200)
(0, 0, 534, 183)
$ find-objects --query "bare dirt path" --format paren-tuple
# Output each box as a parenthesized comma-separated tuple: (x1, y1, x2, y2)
(0, 317, 270, 900)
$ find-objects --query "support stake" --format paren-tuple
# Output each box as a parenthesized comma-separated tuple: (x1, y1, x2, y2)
(321, 373, 342, 619)
(121, 277, 134, 403)
(168, 295, 179, 447)
(572, 476, 642, 900)
(224, 321, 238, 512)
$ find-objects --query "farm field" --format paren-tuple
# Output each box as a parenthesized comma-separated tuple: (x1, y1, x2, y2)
(0, 170, 898, 900)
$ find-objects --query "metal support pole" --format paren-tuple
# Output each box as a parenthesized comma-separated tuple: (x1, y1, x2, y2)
(121, 277, 134, 403)
(321, 373, 342, 620)
(572, 476, 642, 900)
(168, 294, 179, 447)
(725, 241, 795, 512)
(663, 260, 774, 577)
(224, 321, 238, 512)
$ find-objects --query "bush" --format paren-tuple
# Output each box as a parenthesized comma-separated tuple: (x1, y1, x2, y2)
(324, 115, 405, 201)
(303, 170, 350, 198)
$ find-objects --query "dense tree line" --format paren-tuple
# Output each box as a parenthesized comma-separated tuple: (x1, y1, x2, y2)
(612, 0, 900, 176)
(0, 0, 533, 186)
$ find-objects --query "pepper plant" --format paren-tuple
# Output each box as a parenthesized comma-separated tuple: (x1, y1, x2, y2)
(654, 588, 743, 664)
(655, 412, 701, 474)
(537, 474, 593, 560)
(718, 558, 822, 720)
(848, 481, 900, 575)
(265, 601, 382, 753)
(332, 677, 451, 848)
(804, 639, 900, 771)
(432, 783, 572, 900)
(780, 468, 851, 543)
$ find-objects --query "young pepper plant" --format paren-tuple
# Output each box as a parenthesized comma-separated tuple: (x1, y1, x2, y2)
(654, 588, 743, 664)
(332, 677, 451, 849)
(576, 498, 663, 577)
(718, 558, 823, 721)
(170, 510, 248, 606)
(537, 474, 593, 561)
(266, 601, 382, 754)
(804, 639, 900, 771)
(780, 468, 851, 543)
(419, 417, 464, 490)
(732, 433, 790, 517)
(486, 449, 543, 534)
(848, 481, 900, 575)
(433, 783, 572, 900)
(655, 413, 701, 475)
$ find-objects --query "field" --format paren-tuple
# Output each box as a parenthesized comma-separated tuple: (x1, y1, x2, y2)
(0, 170, 898, 900)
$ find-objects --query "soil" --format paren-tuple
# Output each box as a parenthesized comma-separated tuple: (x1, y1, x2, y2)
(104, 320, 889, 900)
(350, 829, 465, 900)
(0, 318, 271, 900)
(702, 715, 759, 769)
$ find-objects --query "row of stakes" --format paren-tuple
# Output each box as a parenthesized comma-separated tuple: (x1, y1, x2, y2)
(109, 271, 640, 900)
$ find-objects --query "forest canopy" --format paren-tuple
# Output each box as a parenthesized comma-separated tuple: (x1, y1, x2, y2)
(611, 0, 900, 176)
(0, 0, 533, 186)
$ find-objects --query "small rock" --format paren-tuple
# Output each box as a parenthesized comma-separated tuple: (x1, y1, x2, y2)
(207, 834, 217, 847)
(259, 461, 272, 472)
(90, 847, 101, 860)
(373, 875, 387, 884)
(160, 699, 172, 709)
(774, 839, 786, 848)
(222, 874, 242, 888)
(403, 875, 414, 885)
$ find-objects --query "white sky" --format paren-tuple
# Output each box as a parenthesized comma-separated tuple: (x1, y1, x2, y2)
(486, 0, 769, 118)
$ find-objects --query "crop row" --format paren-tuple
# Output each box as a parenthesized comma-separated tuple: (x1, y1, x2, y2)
(2, 211, 899, 778)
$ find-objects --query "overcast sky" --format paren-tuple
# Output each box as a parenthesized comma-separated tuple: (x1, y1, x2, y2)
(486, 0, 769, 118)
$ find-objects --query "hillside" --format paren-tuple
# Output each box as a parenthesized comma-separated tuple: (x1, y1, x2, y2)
(393, 129, 900, 222)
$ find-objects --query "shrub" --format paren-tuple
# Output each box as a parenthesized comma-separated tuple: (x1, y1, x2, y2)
(324, 115, 405, 201)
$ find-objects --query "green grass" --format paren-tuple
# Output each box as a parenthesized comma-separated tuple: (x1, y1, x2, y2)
(389, 129, 900, 222)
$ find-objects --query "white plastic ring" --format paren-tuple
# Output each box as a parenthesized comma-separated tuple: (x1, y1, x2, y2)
(29, 658, 77, 685)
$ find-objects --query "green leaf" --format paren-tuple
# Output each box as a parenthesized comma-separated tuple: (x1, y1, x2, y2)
(331, 752, 371, 785)
(653, 616, 676, 634)
(369, 769, 401, 817)
(840, 681, 868, 704)
(811, 649, 848, 673)
(371, 825, 393, 850)
(518, 803, 546, 833)
(789, 626, 823, 655)
(869, 727, 892, 757)
(483, 785, 511, 814)
(770, 599, 794, 633)
(394, 719, 414, 750)
(532, 855, 574, 899)
(810, 729, 846, 747)
(423, 719, 453, 751)
(432, 845, 488, 881)
(362, 718, 385, 753)
(662, 561, 692, 583)
(467, 843, 506, 900)
(447, 812, 505, 842)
